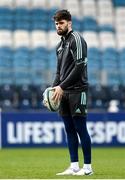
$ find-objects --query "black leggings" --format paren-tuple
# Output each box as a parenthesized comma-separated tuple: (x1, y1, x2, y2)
(62, 115, 91, 164)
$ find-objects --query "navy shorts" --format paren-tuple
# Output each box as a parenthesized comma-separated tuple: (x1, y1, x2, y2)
(59, 91, 88, 117)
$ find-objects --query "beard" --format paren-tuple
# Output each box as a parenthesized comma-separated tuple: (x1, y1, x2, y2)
(57, 27, 68, 36)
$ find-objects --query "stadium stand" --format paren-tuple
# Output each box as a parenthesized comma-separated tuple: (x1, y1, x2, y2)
(0, 0, 125, 111)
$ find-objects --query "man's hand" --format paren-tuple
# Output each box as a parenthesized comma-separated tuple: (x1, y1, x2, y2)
(52, 86, 63, 103)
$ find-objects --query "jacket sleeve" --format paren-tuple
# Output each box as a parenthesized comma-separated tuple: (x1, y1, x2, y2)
(52, 59, 60, 87)
(60, 33, 87, 90)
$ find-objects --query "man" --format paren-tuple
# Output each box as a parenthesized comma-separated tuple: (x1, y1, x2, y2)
(52, 9, 93, 176)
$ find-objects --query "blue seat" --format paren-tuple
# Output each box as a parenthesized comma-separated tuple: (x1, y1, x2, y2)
(33, 85, 48, 108)
(13, 48, 31, 85)
(1, 99, 14, 110)
(0, 8, 13, 19)
(0, 84, 14, 101)
(31, 20, 48, 30)
(31, 48, 48, 70)
(14, 8, 30, 21)
(48, 8, 57, 30)
(31, 8, 48, 21)
(1, 71, 14, 85)
(13, 47, 30, 69)
(31, 72, 46, 85)
(0, 47, 13, 85)
(88, 48, 102, 71)
(72, 17, 81, 31)
(99, 25, 115, 33)
(119, 49, 125, 72)
(14, 8, 30, 30)
(18, 85, 32, 101)
(19, 99, 31, 110)
(120, 72, 125, 85)
(81, 17, 98, 31)
(0, 8, 13, 30)
(14, 20, 30, 30)
(48, 49, 56, 70)
(107, 85, 122, 100)
(48, 21, 56, 30)
(88, 48, 101, 57)
(107, 71, 121, 86)
(0, 47, 13, 67)
(99, 48, 121, 85)
(113, 0, 125, 6)
(13, 70, 31, 85)
(30, 48, 48, 85)
(102, 48, 118, 59)
(102, 48, 118, 70)
(119, 48, 125, 59)
(31, 8, 48, 30)
(88, 71, 100, 85)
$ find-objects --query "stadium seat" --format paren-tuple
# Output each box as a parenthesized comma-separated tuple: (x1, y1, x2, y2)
(99, 32, 116, 49)
(82, 31, 99, 48)
(116, 33, 125, 49)
(90, 84, 108, 109)
(13, 70, 31, 86)
(107, 85, 122, 101)
(101, 48, 118, 70)
(14, 0, 31, 8)
(47, 31, 60, 49)
(1, 99, 14, 110)
(47, 8, 59, 30)
(81, 17, 98, 31)
(31, 84, 49, 109)
(13, 47, 31, 85)
(81, 0, 97, 19)
(0, 8, 13, 30)
(88, 71, 101, 85)
(48, 49, 57, 83)
(31, 8, 48, 30)
(88, 47, 102, 71)
(0, 84, 14, 101)
(13, 47, 30, 69)
(72, 17, 81, 31)
(18, 84, 32, 101)
(48, 0, 63, 9)
(0, 0, 13, 8)
(99, 25, 115, 33)
(13, 30, 30, 48)
(19, 99, 31, 110)
(97, 0, 114, 26)
(30, 30, 47, 48)
(107, 71, 121, 86)
(0, 47, 13, 85)
(64, 0, 81, 18)
(31, 0, 47, 9)
(0, 30, 12, 47)
(113, 0, 125, 6)
(30, 47, 48, 85)
(14, 8, 31, 30)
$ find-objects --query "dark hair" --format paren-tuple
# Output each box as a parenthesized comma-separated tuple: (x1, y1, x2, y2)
(53, 9, 72, 21)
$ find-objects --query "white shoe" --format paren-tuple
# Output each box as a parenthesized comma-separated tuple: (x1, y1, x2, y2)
(74, 167, 93, 176)
(56, 167, 80, 175)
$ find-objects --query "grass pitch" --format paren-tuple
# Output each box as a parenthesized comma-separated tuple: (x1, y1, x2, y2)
(0, 147, 125, 179)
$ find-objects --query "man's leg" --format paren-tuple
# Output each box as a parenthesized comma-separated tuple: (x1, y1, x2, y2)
(62, 116, 79, 163)
(56, 116, 80, 175)
(73, 116, 93, 175)
(73, 116, 91, 164)
(56, 94, 80, 175)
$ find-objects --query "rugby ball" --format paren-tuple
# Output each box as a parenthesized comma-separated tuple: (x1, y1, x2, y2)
(43, 87, 60, 111)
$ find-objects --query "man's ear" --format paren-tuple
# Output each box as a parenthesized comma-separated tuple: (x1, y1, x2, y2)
(68, 21, 72, 28)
